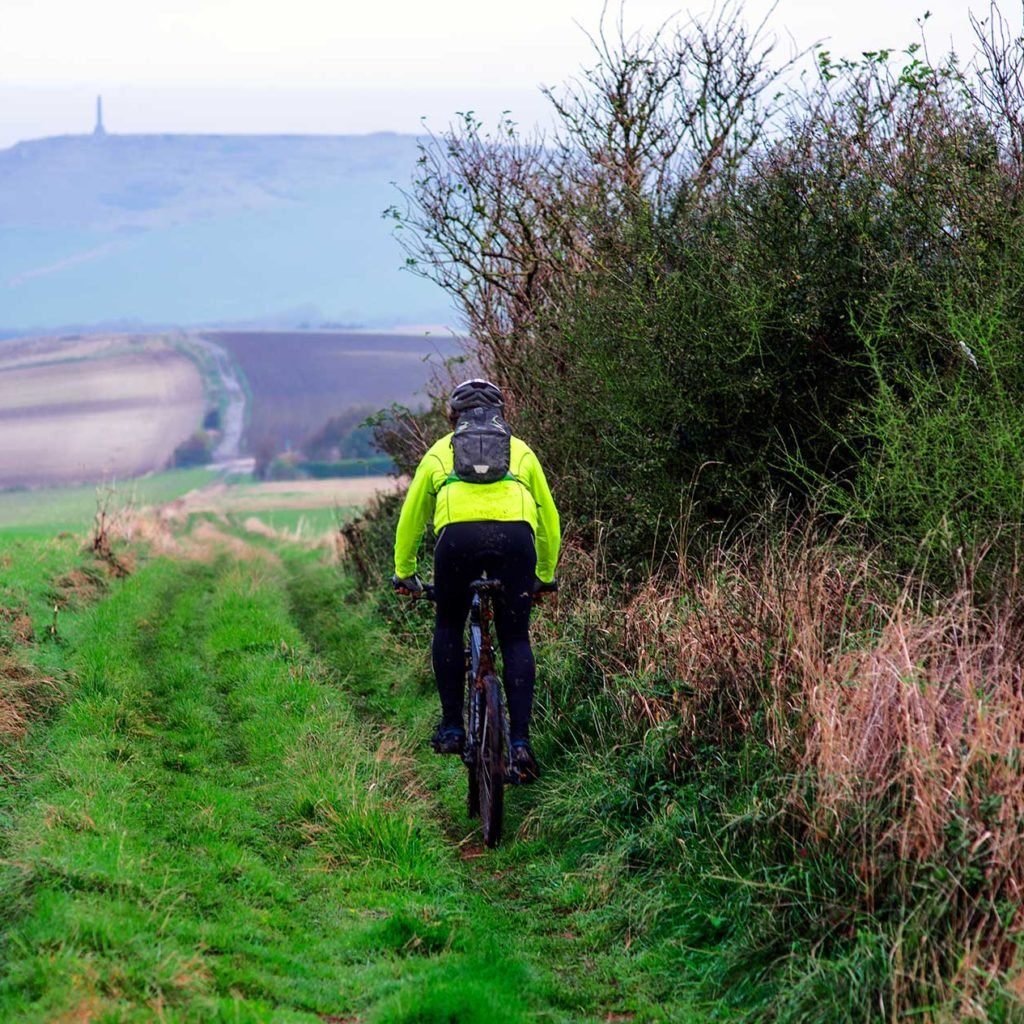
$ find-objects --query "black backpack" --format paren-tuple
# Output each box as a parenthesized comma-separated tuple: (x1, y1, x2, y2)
(449, 406, 513, 484)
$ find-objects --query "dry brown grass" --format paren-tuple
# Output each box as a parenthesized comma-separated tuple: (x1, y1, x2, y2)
(96, 472, 400, 569)
(0, 654, 62, 748)
(592, 523, 1024, 1013)
(807, 588, 1024, 859)
(51, 567, 109, 610)
(0, 606, 35, 646)
(0, 694, 28, 740)
(170, 476, 398, 517)
(184, 521, 281, 565)
(102, 505, 283, 566)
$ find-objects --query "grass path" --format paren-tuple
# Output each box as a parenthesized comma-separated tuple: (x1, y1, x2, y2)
(0, 542, 711, 1022)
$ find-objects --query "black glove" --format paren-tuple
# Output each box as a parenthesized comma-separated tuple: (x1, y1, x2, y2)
(392, 573, 424, 595)
(532, 577, 559, 599)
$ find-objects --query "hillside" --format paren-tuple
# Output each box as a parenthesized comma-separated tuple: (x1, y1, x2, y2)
(0, 132, 449, 330)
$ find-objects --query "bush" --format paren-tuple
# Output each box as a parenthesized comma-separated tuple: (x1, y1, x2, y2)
(301, 457, 395, 479)
(388, 10, 1024, 573)
(171, 431, 213, 468)
(265, 452, 304, 481)
(804, 301, 1024, 579)
(303, 405, 381, 461)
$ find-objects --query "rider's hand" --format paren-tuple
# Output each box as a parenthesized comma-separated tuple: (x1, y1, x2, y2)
(532, 577, 558, 603)
(392, 573, 424, 596)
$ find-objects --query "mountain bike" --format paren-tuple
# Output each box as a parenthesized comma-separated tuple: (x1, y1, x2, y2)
(462, 577, 514, 848)
(411, 576, 522, 848)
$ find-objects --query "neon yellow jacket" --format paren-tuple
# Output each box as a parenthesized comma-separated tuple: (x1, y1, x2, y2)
(394, 433, 561, 583)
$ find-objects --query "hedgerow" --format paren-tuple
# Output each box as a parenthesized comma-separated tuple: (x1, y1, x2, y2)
(386, 5, 1024, 574)
(359, 5, 1024, 1018)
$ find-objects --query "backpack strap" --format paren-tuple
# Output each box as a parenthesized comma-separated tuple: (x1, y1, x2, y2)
(436, 470, 518, 492)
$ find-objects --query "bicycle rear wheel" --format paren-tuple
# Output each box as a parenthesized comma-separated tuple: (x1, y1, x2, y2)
(479, 673, 505, 848)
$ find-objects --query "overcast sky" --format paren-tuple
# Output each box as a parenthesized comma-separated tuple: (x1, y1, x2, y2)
(0, 0, 1002, 148)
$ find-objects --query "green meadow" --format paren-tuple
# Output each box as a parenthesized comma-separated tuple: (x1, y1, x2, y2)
(0, 468, 218, 533)
(0, 527, 711, 1022)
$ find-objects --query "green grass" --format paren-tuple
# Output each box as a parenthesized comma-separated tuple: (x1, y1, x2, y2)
(0, 552, 497, 1019)
(0, 536, 715, 1021)
(229, 506, 348, 536)
(285, 551, 719, 1022)
(0, 532, 92, 612)
(0, 468, 218, 533)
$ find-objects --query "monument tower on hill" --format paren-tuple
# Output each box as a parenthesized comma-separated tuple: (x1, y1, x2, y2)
(93, 96, 106, 137)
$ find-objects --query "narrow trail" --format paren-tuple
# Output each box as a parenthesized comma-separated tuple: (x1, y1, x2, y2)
(0, 542, 710, 1022)
(186, 333, 248, 466)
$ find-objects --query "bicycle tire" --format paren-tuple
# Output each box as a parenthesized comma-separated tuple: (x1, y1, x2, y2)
(479, 673, 505, 848)
(466, 686, 482, 818)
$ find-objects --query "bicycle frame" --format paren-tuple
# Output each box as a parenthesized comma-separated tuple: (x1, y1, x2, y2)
(468, 589, 494, 681)
(409, 576, 520, 846)
(463, 580, 513, 781)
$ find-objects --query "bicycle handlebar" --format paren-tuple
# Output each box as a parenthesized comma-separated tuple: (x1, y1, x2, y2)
(394, 580, 557, 605)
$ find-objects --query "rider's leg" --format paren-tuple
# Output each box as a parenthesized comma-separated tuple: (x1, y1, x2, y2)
(488, 522, 538, 742)
(434, 520, 538, 741)
(431, 524, 477, 728)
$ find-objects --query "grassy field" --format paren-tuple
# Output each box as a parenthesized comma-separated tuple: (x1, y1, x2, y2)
(0, 472, 396, 546)
(232, 505, 345, 537)
(0, 526, 712, 1022)
(206, 330, 460, 451)
(0, 334, 206, 489)
(0, 467, 219, 534)
(167, 475, 398, 538)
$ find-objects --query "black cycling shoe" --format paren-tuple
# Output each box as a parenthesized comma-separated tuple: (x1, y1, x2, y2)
(511, 739, 540, 783)
(430, 723, 466, 755)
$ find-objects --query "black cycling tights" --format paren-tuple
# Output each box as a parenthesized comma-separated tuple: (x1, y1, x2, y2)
(432, 520, 537, 741)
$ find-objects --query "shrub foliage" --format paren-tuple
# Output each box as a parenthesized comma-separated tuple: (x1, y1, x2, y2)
(366, 5, 1024, 1018)
(388, 6, 1024, 570)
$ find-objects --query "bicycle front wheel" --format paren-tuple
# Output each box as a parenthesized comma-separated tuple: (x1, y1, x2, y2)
(478, 673, 505, 848)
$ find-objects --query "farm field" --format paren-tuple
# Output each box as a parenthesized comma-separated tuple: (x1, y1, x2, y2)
(0, 467, 218, 533)
(206, 330, 460, 450)
(0, 334, 205, 488)
(164, 475, 399, 539)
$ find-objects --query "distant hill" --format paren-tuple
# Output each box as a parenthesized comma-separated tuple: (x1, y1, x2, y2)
(0, 132, 449, 332)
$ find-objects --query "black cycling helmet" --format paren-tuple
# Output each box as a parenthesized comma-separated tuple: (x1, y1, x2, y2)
(449, 378, 504, 413)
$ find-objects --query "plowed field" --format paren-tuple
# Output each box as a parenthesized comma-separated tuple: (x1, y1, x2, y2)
(0, 335, 204, 487)
(206, 330, 460, 449)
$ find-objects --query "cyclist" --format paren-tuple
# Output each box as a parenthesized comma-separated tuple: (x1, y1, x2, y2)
(392, 378, 560, 781)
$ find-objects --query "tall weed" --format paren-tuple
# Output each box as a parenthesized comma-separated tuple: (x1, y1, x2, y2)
(566, 522, 1024, 1017)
